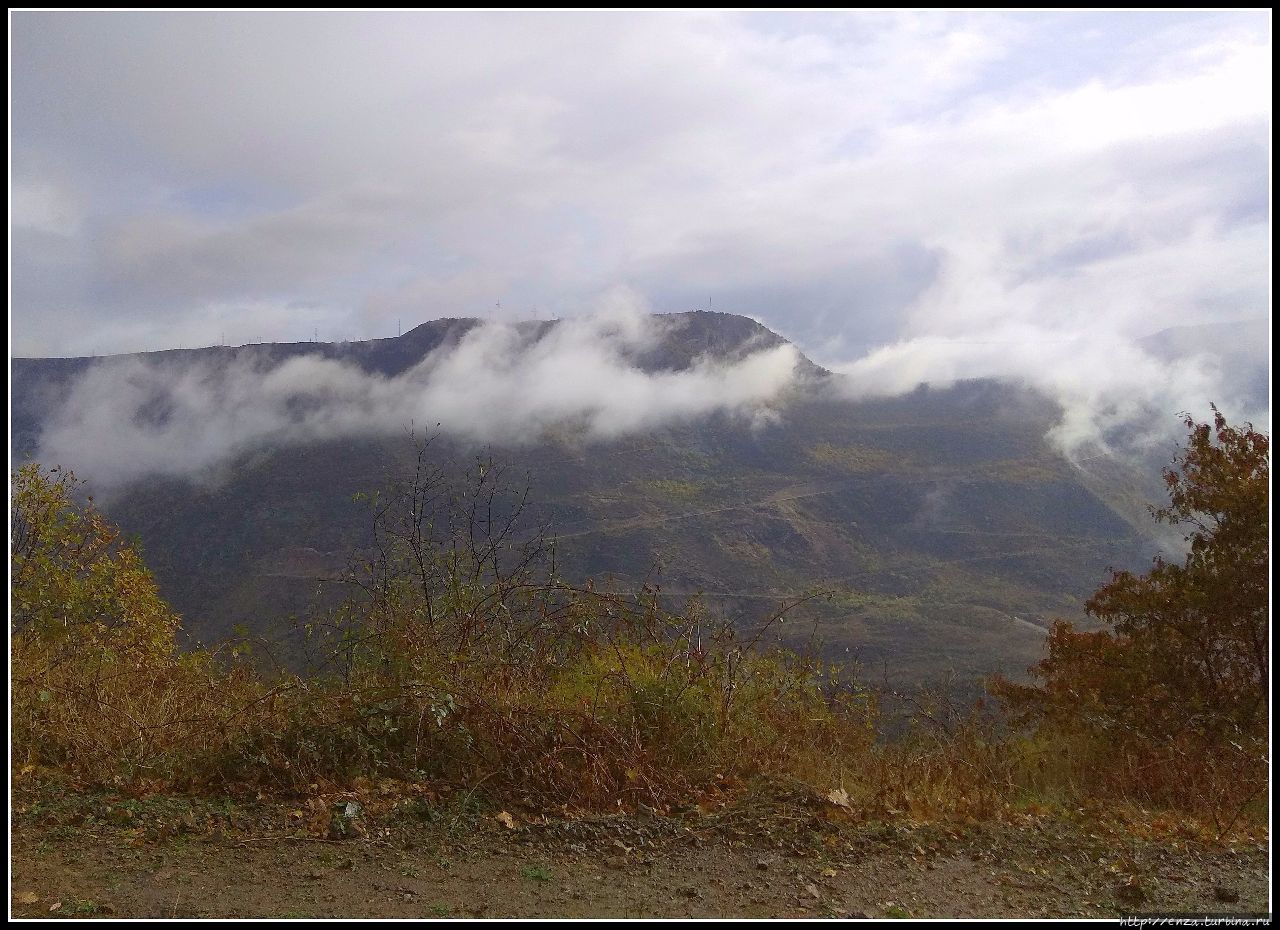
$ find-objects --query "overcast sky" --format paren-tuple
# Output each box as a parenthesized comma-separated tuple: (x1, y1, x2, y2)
(10, 11, 1272, 440)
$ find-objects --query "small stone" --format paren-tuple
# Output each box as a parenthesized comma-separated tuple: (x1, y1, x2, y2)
(1214, 886, 1239, 904)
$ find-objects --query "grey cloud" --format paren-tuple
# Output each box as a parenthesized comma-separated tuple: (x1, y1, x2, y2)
(95, 186, 417, 305)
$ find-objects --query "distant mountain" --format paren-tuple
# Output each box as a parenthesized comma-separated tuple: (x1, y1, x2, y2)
(11, 311, 1162, 688)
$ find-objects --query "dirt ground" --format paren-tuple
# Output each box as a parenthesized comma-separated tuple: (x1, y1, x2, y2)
(10, 785, 1271, 919)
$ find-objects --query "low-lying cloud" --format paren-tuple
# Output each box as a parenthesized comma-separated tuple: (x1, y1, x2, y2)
(831, 329, 1241, 461)
(35, 305, 801, 488)
(822, 225, 1271, 460)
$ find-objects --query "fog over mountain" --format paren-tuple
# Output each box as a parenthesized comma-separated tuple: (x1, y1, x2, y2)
(834, 318, 1269, 461)
(17, 305, 1266, 495)
(26, 302, 806, 489)
(12, 11, 1270, 466)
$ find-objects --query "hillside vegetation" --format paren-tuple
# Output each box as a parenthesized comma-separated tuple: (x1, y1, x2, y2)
(11, 412, 1268, 836)
(12, 315, 1163, 690)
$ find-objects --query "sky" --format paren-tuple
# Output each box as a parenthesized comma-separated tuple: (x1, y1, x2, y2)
(9, 10, 1273, 479)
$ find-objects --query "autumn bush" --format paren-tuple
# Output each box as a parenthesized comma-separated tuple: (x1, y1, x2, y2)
(9, 459, 878, 808)
(990, 408, 1269, 825)
(11, 464, 265, 784)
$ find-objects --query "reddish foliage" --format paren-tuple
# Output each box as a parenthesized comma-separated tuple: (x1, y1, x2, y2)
(991, 408, 1268, 811)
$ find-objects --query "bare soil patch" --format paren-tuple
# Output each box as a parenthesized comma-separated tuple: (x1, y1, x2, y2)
(10, 785, 1269, 919)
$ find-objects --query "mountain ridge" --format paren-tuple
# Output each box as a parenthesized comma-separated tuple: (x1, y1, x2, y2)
(11, 310, 825, 372)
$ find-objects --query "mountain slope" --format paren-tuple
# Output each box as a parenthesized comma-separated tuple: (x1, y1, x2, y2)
(11, 312, 1158, 685)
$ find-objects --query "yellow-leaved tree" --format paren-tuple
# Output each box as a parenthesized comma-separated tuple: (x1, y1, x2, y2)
(12, 464, 178, 661)
(11, 464, 194, 778)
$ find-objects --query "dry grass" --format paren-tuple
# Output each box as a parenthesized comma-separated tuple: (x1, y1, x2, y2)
(12, 598, 1266, 833)
(10, 461, 1266, 830)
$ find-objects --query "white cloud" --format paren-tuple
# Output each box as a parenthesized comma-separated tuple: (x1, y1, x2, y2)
(35, 302, 800, 488)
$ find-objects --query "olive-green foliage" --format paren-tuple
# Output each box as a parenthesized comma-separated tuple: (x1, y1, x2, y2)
(636, 477, 706, 501)
(807, 443, 904, 473)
